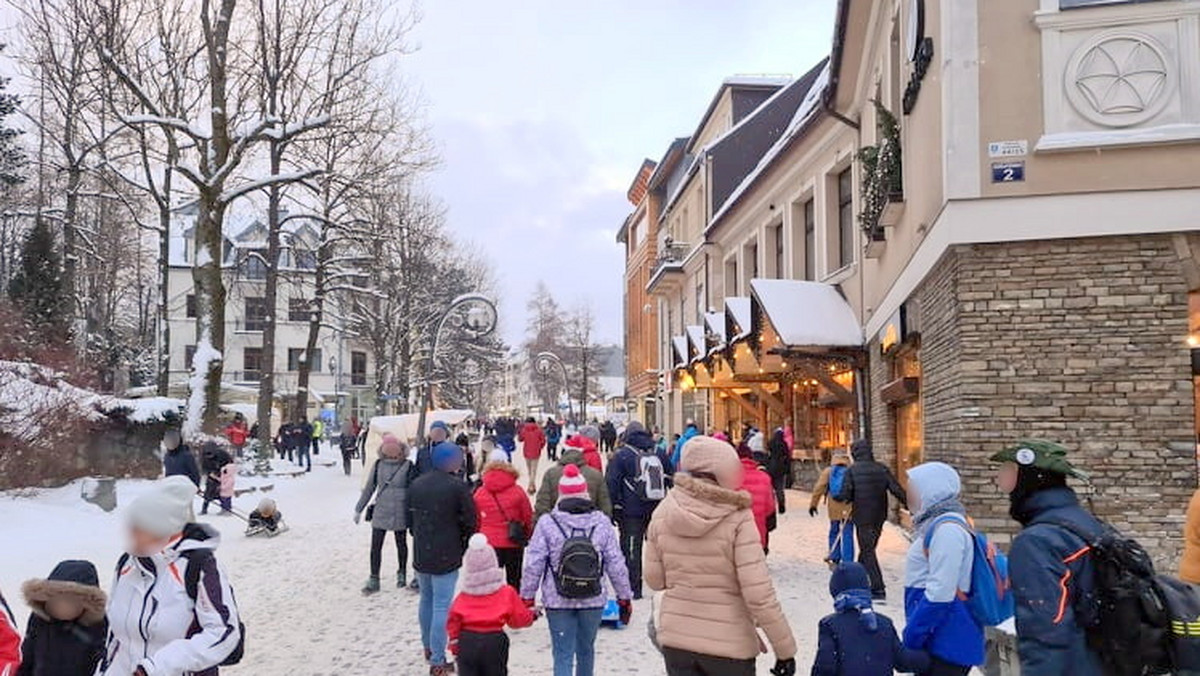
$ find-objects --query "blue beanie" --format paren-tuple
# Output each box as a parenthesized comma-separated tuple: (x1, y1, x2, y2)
(432, 441, 463, 471)
(430, 420, 450, 434)
(829, 561, 871, 597)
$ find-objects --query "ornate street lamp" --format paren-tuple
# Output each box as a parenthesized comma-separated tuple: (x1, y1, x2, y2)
(416, 294, 498, 445)
(534, 351, 573, 422)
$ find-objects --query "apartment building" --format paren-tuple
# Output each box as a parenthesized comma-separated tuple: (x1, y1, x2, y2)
(637, 0, 1200, 559)
(166, 202, 375, 423)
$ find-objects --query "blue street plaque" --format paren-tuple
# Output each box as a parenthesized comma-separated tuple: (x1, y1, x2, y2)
(992, 161, 1025, 183)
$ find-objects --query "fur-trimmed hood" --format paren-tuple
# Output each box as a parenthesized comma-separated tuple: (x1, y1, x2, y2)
(660, 474, 752, 538)
(22, 560, 107, 626)
(480, 461, 520, 491)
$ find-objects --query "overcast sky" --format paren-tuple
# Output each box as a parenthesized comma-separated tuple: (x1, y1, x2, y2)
(405, 0, 838, 347)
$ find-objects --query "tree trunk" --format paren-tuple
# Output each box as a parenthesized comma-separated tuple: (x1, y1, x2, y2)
(192, 191, 227, 434)
(63, 164, 81, 341)
(293, 210, 329, 420)
(256, 143, 283, 443)
(156, 163, 173, 396)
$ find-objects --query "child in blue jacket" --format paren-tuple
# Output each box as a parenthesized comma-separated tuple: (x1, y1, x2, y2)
(812, 562, 928, 676)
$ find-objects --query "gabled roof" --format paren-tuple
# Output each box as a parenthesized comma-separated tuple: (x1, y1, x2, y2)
(686, 325, 707, 364)
(646, 137, 690, 192)
(708, 59, 832, 232)
(704, 311, 727, 355)
(626, 159, 657, 206)
(724, 297, 753, 343)
(686, 76, 792, 155)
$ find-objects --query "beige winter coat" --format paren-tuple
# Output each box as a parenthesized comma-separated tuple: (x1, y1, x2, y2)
(644, 474, 797, 661)
(809, 457, 852, 521)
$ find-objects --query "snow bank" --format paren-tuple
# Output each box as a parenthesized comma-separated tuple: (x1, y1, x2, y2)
(0, 361, 181, 443)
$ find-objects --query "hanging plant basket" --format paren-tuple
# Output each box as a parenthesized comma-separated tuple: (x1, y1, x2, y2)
(857, 100, 904, 238)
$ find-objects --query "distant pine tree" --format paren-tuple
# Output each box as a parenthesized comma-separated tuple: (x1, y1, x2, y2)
(8, 219, 67, 331)
(0, 45, 24, 186)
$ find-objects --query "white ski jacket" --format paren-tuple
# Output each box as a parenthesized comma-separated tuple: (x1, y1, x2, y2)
(97, 523, 240, 676)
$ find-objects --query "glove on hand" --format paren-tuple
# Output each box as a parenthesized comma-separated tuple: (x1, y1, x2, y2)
(771, 658, 797, 676)
(808, 507, 818, 518)
(618, 599, 633, 625)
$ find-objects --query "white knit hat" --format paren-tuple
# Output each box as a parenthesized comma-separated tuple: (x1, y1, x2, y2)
(747, 433, 765, 454)
(127, 476, 197, 538)
(488, 448, 509, 464)
(459, 533, 505, 596)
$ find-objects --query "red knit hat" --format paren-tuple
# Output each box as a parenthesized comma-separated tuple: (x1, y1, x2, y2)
(558, 463, 588, 499)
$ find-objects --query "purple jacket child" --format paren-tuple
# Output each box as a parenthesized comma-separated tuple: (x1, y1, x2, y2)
(520, 497, 632, 609)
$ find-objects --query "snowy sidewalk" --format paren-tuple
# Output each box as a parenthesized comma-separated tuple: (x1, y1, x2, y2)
(0, 458, 912, 675)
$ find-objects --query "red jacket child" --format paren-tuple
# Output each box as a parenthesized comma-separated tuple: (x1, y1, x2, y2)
(474, 462, 534, 550)
(447, 535, 536, 665)
(739, 456, 777, 549)
(0, 589, 20, 676)
(565, 434, 603, 473)
(517, 421, 546, 461)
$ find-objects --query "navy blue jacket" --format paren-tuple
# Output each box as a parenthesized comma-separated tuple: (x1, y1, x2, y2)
(605, 440, 673, 519)
(812, 611, 928, 676)
(163, 445, 200, 487)
(1009, 487, 1105, 676)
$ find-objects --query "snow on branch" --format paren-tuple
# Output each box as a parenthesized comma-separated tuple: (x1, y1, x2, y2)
(219, 169, 322, 204)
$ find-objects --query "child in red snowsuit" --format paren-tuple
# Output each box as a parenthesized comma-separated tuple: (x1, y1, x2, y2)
(447, 534, 537, 676)
(0, 588, 20, 676)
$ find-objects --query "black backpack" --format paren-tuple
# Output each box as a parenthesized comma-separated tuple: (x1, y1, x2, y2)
(116, 550, 246, 666)
(548, 514, 602, 599)
(1052, 519, 1171, 676)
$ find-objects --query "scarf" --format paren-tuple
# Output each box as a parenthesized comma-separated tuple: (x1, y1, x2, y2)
(912, 496, 966, 533)
(833, 589, 878, 631)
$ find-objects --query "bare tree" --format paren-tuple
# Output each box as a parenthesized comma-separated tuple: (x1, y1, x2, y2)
(95, 0, 330, 435)
(563, 301, 601, 420)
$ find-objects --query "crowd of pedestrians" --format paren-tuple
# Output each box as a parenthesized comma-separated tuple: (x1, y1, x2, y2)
(9, 410, 1200, 676)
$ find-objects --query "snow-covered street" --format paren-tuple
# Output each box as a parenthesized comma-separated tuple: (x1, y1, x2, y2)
(0, 455, 911, 675)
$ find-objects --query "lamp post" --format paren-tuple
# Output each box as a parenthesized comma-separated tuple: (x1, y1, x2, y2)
(534, 351, 573, 423)
(415, 294, 498, 446)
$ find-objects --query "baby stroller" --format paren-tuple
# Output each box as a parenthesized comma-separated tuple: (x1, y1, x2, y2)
(244, 497, 289, 537)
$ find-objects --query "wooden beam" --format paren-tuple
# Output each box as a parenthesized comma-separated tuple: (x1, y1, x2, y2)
(751, 385, 787, 416)
(726, 391, 760, 420)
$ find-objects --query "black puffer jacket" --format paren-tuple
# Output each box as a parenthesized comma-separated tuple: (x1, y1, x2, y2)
(408, 470, 478, 575)
(833, 441, 906, 526)
(18, 560, 108, 676)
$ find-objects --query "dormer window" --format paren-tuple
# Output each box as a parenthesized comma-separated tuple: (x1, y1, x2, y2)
(241, 249, 268, 280)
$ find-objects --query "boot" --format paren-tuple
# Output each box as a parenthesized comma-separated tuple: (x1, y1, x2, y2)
(362, 575, 380, 595)
(397, 572, 407, 589)
(430, 664, 455, 675)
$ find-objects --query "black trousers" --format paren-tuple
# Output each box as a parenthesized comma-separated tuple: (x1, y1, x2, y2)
(920, 657, 971, 676)
(369, 528, 407, 577)
(457, 630, 509, 676)
(771, 474, 786, 513)
(618, 515, 650, 597)
(856, 521, 885, 596)
(663, 647, 755, 676)
(495, 547, 524, 589)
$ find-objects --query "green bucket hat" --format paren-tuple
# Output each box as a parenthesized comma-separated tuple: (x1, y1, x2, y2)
(990, 439, 1089, 480)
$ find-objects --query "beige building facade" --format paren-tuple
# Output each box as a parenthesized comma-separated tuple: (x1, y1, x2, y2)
(638, 0, 1200, 559)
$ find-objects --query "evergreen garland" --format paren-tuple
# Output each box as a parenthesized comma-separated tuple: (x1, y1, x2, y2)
(856, 100, 903, 236)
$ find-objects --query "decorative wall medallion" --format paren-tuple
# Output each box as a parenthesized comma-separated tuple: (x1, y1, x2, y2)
(1066, 31, 1173, 128)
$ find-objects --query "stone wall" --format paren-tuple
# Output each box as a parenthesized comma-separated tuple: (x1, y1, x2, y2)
(874, 234, 1196, 565)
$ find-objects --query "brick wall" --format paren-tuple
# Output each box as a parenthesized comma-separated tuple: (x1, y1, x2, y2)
(876, 235, 1195, 565)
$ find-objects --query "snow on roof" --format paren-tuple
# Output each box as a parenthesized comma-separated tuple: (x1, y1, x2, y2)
(686, 325, 707, 364)
(725, 297, 753, 342)
(671, 336, 689, 367)
(722, 75, 794, 87)
(597, 376, 625, 399)
(750, 279, 862, 348)
(709, 60, 831, 230)
(0, 361, 181, 443)
(704, 312, 727, 351)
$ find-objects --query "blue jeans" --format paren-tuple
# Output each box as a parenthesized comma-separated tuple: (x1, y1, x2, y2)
(296, 446, 311, 471)
(546, 608, 603, 676)
(418, 571, 459, 666)
(828, 519, 855, 563)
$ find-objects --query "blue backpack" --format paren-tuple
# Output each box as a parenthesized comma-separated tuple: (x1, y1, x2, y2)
(923, 514, 1015, 627)
(828, 465, 848, 498)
